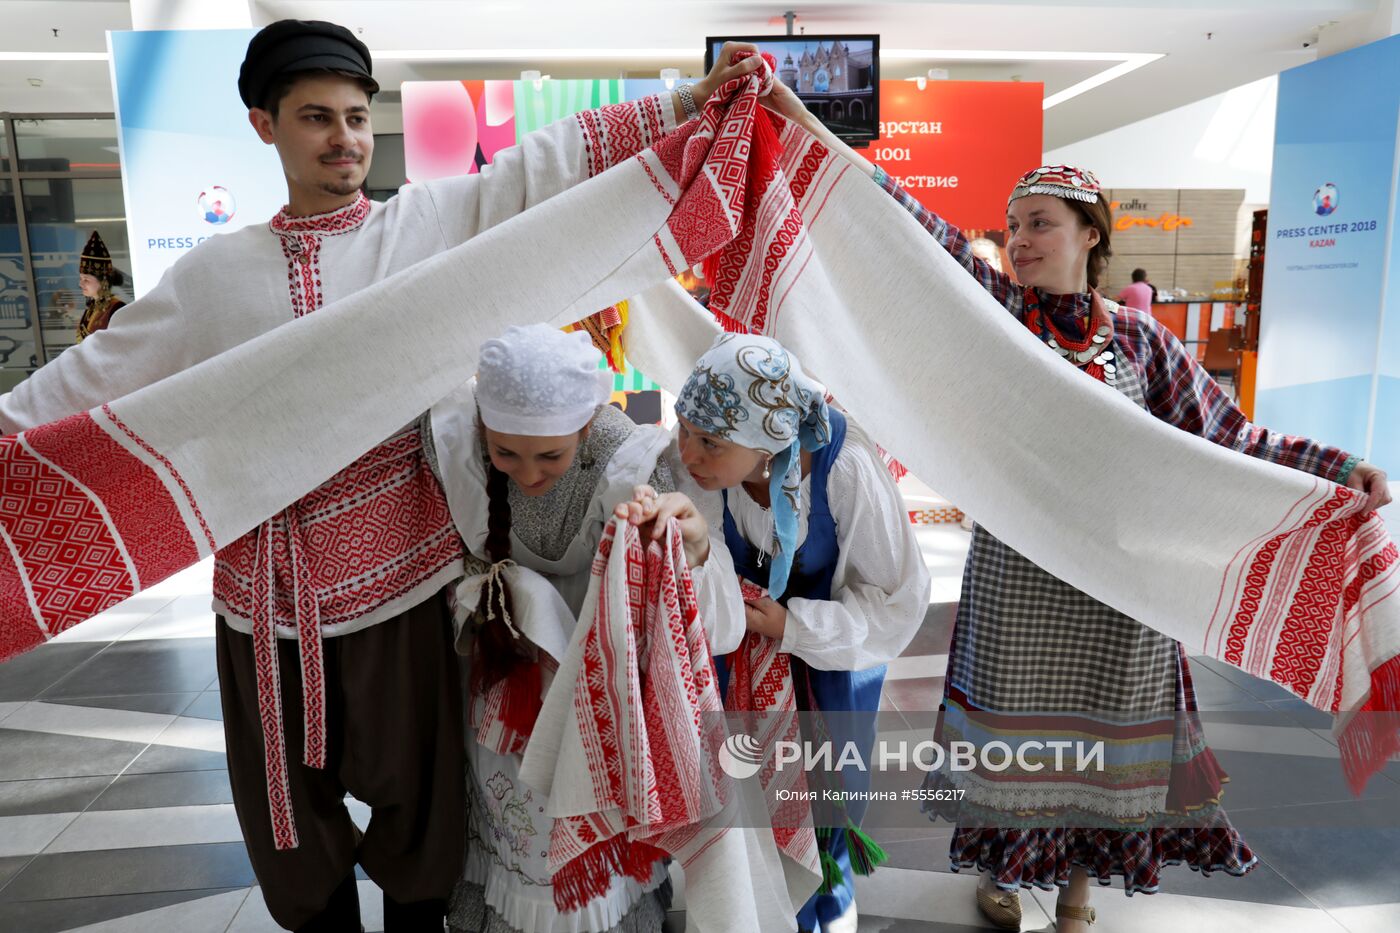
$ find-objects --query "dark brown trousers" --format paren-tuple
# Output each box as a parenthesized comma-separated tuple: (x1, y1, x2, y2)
(216, 595, 465, 930)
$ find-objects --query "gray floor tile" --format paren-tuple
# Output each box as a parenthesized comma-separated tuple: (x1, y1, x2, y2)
(90, 770, 234, 811)
(182, 690, 224, 722)
(0, 842, 255, 901)
(1213, 749, 1400, 811)
(902, 603, 957, 658)
(1234, 797, 1400, 909)
(0, 729, 143, 782)
(869, 825, 955, 845)
(666, 908, 998, 933)
(41, 639, 219, 700)
(884, 676, 944, 716)
(0, 855, 31, 891)
(124, 743, 229, 774)
(1155, 858, 1316, 907)
(0, 887, 239, 933)
(61, 692, 202, 716)
(859, 918, 1000, 933)
(879, 833, 958, 873)
(0, 644, 108, 702)
(1186, 663, 1275, 712)
(1191, 656, 1298, 703)
(1261, 696, 1336, 731)
(0, 776, 114, 817)
(878, 690, 913, 732)
(896, 709, 945, 733)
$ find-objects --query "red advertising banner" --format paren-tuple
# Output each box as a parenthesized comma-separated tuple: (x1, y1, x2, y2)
(869, 80, 1044, 231)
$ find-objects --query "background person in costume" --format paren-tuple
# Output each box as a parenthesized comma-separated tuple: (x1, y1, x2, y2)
(668, 333, 930, 933)
(426, 324, 746, 933)
(0, 20, 761, 932)
(75, 230, 125, 340)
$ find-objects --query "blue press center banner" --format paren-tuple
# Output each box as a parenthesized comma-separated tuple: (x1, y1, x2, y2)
(1257, 34, 1400, 465)
(109, 29, 286, 298)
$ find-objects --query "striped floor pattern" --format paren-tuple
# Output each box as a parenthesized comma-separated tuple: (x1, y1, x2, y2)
(1, 529, 1398, 931)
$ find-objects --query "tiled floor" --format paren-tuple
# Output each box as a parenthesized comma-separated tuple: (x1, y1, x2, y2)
(1, 528, 1398, 932)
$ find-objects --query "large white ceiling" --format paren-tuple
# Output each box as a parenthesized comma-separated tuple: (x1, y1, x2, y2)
(0, 0, 1385, 148)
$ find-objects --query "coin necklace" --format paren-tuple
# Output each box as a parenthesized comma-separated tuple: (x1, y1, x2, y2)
(1022, 287, 1117, 387)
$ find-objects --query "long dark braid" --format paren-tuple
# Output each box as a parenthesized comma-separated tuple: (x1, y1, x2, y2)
(470, 441, 535, 693)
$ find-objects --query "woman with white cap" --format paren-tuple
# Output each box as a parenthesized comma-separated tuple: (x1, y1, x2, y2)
(426, 323, 745, 933)
(662, 332, 930, 933)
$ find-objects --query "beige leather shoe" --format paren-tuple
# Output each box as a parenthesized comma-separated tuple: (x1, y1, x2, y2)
(975, 873, 1023, 930)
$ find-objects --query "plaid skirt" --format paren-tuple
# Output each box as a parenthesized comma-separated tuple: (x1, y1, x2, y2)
(925, 526, 1257, 893)
(947, 822, 1257, 896)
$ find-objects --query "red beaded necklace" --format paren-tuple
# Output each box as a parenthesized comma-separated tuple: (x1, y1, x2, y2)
(1022, 287, 1117, 386)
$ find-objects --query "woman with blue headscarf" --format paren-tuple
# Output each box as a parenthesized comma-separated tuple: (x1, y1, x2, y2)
(664, 332, 930, 933)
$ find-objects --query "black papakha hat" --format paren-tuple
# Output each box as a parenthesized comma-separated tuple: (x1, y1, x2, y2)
(238, 20, 379, 110)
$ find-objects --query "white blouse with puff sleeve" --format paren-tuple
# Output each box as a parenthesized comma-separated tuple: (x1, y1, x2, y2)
(725, 417, 930, 672)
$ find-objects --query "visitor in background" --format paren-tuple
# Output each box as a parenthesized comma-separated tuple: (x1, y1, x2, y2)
(1116, 267, 1157, 312)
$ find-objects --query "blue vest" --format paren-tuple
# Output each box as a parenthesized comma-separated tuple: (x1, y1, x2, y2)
(722, 410, 847, 607)
(719, 410, 885, 927)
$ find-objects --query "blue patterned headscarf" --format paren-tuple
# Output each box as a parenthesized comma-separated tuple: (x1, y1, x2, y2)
(675, 334, 831, 598)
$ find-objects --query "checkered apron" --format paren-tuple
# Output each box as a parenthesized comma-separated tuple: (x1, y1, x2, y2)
(951, 348, 1178, 717)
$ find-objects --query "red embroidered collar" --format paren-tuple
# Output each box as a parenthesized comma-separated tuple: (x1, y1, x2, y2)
(270, 192, 372, 236)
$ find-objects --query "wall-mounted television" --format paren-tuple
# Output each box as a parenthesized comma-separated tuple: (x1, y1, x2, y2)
(705, 34, 880, 145)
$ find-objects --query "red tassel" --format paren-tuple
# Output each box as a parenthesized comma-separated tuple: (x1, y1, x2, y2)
(551, 834, 669, 911)
(709, 308, 749, 334)
(498, 661, 542, 737)
(1338, 654, 1400, 795)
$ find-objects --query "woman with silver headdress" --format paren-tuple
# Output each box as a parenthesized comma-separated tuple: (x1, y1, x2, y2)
(754, 70, 1392, 931)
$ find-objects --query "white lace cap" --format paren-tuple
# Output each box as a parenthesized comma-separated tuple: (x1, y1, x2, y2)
(476, 324, 612, 436)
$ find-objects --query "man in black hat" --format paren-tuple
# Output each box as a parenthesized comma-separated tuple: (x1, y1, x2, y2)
(0, 19, 762, 932)
(239, 20, 380, 219)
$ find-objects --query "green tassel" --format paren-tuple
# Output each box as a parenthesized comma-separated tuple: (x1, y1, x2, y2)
(817, 849, 845, 895)
(843, 819, 889, 877)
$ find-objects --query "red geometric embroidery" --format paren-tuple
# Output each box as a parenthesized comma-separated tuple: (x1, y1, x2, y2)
(668, 185, 738, 267)
(0, 422, 133, 633)
(1332, 541, 1400, 712)
(0, 534, 44, 662)
(27, 412, 199, 591)
(214, 427, 461, 627)
(1225, 490, 1349, 666)
(602, 101, 647, 173)
(99, 404, 214, 550)
(576, 109, 605, 179)
(239, 190, 465, 850)
(578, 98, 669, 181)
(654, 235, 678, 277)
(269, 192, 371, 236)
(1269, 511, 1359, 695)
(638, 157, 675, 206)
